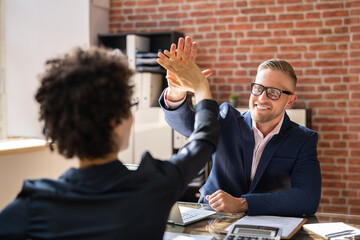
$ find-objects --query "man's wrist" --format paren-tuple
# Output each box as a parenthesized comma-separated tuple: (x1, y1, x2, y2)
(195, 81, 212, 102)
(166, 88, 186, 102)
(237, 198, 248, 213)
(164, 88, 187, 109)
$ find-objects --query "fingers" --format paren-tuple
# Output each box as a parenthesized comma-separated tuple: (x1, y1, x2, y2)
(202, 69, 213, 78)
(170, 43, 176, 55)
(177, 37, 185, 59)
(183, 36, 198, 62)
(176, 36, 197, 62)
(189, 41, 198, 62)
(206, 190, 225, 212)
(158, 50, 182, 68)
(157, 52, 178, 73)
(207, 189, 225, 201)
(175, 49, 191, 64)
(209, 198, 225, 212)
(158, 51, 187, 85)
(157, 58, 176, 73)
(166, 44, 178, 79)
(183, 36, 192, 56)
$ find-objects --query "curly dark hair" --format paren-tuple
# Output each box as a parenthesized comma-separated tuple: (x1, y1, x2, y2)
(35, 47, 134, 159)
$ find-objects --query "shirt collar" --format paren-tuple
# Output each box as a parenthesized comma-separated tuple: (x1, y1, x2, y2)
(60, 160, 128, 182)
(252, 113, 285, 139)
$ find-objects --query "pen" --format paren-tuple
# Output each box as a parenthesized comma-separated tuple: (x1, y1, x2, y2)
(326, 230, 355, 238)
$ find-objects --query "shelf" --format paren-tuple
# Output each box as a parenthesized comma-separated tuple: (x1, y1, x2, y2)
(98, 31, 184, 53)
(0, 138, 47, 156)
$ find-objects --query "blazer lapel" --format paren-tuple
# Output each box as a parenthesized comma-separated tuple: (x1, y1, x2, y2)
(249, 112, 292, 192)
(238, 111, 254, 192)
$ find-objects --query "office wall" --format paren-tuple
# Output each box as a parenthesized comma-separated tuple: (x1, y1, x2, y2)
(0, 148, 77, 210)
(4, 0, 90, 138)
(109, 0, 360, 215)
(4, 0, 109, 138)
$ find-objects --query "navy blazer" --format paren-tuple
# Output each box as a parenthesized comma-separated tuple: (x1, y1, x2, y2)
(160, 92, 321, 216)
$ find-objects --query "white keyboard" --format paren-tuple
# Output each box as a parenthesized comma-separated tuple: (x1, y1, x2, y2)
(182, 211, 203, 222)
(179, 206, 216, 224)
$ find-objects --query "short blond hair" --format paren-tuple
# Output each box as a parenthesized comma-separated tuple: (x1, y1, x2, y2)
(258, 59, 297, 89)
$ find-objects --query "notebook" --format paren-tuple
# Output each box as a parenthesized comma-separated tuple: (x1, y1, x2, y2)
(167, 202, 216, 226)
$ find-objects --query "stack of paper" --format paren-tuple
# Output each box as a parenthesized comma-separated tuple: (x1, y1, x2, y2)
(303, 222, 360, 239)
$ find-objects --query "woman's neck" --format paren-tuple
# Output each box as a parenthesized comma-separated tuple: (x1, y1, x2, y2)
(79, 152, 118, 168)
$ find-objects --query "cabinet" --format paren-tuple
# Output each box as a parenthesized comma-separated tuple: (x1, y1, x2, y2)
(98, 31, 184, 108)
(98, 31, 183, 56)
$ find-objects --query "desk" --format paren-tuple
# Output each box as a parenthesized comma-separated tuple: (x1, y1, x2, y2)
(166, 202, 360, 239)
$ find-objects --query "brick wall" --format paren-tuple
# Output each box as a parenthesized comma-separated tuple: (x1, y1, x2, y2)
(110, 0, 360, 215)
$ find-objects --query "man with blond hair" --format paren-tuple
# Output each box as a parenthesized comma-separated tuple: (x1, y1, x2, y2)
(158, 36, 321, 216)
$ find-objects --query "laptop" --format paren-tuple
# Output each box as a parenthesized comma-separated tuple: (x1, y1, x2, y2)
(167, 202, 216, 226)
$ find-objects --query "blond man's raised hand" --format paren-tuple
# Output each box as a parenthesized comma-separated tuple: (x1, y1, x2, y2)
(157, 47, 213, 104)
(163, 36, 212, 102)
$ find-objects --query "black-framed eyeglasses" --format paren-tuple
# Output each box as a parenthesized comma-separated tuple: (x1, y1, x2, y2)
(250, 83, 293, 101)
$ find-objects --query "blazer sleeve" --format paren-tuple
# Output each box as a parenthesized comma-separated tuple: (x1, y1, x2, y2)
(159, 90, 196, 137)
(0, 198, 29, 239)
(168, 99, 220, 189)
(243, 131, 322, 216)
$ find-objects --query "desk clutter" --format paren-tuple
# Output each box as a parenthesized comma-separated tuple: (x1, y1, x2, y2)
(166, 203, 360, 239)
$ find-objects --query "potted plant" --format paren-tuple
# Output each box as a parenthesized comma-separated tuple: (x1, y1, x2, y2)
(229, 93, 238, 108)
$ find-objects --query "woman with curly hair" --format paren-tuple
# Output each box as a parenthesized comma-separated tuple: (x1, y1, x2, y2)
(0, 45, 219, 240)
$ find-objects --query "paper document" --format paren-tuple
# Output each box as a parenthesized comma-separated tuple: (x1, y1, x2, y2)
(226, 215, 306, 239)
(163, 231, 213, 240)
(303, 222, 360, 239)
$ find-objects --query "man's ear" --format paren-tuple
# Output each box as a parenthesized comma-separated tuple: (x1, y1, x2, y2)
(285, 94, 297, 109)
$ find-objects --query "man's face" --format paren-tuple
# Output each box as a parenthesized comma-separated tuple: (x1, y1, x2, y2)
(249, 69, 296, 127)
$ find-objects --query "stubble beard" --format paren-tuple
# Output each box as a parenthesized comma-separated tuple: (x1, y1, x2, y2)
(250, 105, 283, 125)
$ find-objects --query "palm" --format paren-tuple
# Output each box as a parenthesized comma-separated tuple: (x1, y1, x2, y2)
(167, 70, 181, 89)
(165, 37, 196, 99)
